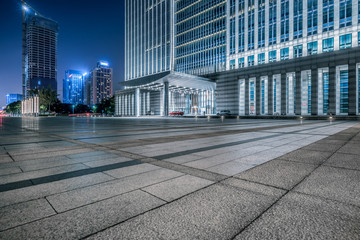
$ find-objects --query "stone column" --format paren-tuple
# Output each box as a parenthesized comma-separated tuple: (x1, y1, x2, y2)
(163, 82, 169, 116)
(311, 67, 318, 115)
(135, 88, 140, 117)
(281, 73, 286, 115)
(268, 74, 273, 115)
(295, 71, 302, 115)
(348, 62, 357, 115)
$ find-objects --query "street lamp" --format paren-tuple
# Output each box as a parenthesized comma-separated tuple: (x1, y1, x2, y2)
(72, 105, 75, 114)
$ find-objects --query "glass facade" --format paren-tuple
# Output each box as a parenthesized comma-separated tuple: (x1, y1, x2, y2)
(293, 0, 303, 39)
(239, 0, 245, 52)
(280, 0, 290, 42)
(339, 70, 349, 114)
(258, 0, 266, 48)
(249, 78, 256, 115)
(63, 70, 85, 105)
(323, 71, 330, 114)
(323, 0, 334, 32)
(269, 0, 277, 46)
(239, 57, 245, 68)
(248, 0, 255, 50)
(339, 0, 352, 28)
(339, 34, 352, 49)
(307, 0, 318, 35)
(248, 55, 255, 66)
(269, 50, 277, 62)
(307, 41, 318, 55)
(176, 0, 226, 75)
(294, 45, 303, 58)
(280, 48, 289, 60)
(323, 38, 334, 52)
(125, 0, 172, 80)
(258, 53, 265, 64)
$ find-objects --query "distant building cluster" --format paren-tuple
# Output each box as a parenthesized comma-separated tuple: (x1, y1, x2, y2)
(63, 61, 113, 105)
(6, 94, 23, 105)
(20, 2, 113, 108)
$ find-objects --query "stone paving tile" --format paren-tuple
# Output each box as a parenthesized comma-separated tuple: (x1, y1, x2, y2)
(11, 148, 95, 161)
(85, 219, 163, 240)
(295, 166, 360, 207)
(164, 154, 204, 164)
(221, 178, 286, 197)
(104, 163, 161, 179)
(0, 166, 22, 176)
(0, 198, 56, 231)
(66, 151, 108, 159)
(235, 159, 317, 190)
(0, 163, 89, 185)
(86, 183, 281, 240)
(278, 149, 334, 165)
(0, 155, 13, 163)
(302, 142, 344, 152)
(235, 151, 285, 165)
(206, 161, 254, 176)
(46, 168, 182, 213)
(338, 143, 360, 155)
(324, 152, 360, 170)
(0, 156, 72, 170)
(183, 152, 241, 169)
(0, 172, 114, 208)
(82, 156, 132, 168)
(234, 192, 360, 240)
(0, 190, 165, 240)
(142, 175, 213, 202)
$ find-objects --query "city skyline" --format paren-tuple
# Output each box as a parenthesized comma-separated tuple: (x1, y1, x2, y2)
(0, 0, 125, 107)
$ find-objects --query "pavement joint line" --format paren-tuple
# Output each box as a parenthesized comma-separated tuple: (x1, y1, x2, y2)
(44, 197, 59, 214)
(139, 189, 169, 203)
(222, 177, 288, 192)
(0, 159, 143, 192)
(291, 190, 360, 209)
(230, 125, 360, 239)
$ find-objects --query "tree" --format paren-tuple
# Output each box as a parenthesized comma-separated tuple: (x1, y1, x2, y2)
(29, 87, 59, 112)
(5, 101, 21, 114)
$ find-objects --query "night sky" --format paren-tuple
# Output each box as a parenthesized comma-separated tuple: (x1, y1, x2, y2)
(0, 0, 125, 107)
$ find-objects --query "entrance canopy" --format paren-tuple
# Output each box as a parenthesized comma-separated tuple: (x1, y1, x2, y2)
(120, 71, 216, 92)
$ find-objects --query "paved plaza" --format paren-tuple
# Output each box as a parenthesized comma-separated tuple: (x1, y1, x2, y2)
(0, 117, 359, 239)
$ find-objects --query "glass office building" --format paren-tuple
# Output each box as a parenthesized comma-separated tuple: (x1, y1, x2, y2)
(63, 70, 85, 105)
(6, 94, 23, 105)
(117, 0, 360, 116)
(85, 61, 113, 105)
(22, 2, 58, 98)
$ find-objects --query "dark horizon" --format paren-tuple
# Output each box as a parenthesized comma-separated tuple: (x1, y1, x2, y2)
(0, 0, 125, 107)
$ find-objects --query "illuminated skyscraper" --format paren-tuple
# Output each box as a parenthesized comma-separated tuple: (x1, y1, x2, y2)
(22, 1, 58, 98)
(63, 70, 85, 104)
(86, 61, 113, 105)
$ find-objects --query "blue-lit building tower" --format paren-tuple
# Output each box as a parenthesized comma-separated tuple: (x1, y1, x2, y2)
(22, 1, 59, 98)
(6, 94, 23, 105)
(63, 70, 85, 104)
